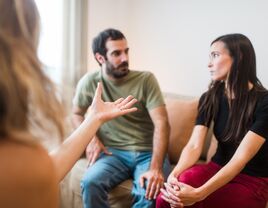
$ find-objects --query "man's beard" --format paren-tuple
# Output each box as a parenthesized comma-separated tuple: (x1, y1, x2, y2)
(105, 61, 129, 79)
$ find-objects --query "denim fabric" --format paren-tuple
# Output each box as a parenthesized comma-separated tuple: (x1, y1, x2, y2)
(81, 148, 171, 208)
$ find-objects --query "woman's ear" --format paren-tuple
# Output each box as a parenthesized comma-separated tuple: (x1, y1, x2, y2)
(95, 53, 105, 65)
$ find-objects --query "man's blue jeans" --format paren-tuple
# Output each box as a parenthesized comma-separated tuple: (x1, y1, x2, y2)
(81, 148, 171, 208)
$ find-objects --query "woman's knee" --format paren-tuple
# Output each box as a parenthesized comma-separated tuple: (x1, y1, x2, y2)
(179, 164, 213, 188)
(156, 192, 170, 208)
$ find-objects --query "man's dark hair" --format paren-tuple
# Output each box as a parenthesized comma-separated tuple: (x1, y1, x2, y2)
(92, 28, 125, 57)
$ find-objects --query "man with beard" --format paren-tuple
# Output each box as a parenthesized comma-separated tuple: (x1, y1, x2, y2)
(72, 28, 171, 208)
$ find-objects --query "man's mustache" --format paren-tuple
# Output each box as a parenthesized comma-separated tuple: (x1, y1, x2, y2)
(118, 61, 129, 68)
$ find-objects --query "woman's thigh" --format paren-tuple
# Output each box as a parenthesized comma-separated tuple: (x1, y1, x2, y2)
(179, 162, 268, 208)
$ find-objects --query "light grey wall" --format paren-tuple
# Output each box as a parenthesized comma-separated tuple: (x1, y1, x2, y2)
(88, 0, 268, 96)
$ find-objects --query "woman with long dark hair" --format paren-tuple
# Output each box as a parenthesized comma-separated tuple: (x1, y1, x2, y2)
(156, 33, 268, 208)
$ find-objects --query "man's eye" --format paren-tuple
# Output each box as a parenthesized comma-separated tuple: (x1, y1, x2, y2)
(113, 52, 120, 56)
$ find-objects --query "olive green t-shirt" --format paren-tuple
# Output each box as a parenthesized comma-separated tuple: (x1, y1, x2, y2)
(73, 70, 165, 151)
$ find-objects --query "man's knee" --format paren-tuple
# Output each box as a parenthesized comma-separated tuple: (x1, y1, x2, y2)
(81, 176, 98, 193)
(80, 169, 105, 194)
(131, 184, 155, 208)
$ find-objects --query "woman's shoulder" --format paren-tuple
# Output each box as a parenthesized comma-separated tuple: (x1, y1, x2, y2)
(0, 139, 58, 208)
(255, 90, 268, 105)
(0, 139, 55, 176)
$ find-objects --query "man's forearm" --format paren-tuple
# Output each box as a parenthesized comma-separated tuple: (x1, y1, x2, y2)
(150, 120, 170, 170)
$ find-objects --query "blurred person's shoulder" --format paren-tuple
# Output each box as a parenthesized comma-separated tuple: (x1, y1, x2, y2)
(0, 139, 58, 208)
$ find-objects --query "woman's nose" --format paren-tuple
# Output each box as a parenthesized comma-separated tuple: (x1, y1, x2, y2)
(208, 60, 212, 68)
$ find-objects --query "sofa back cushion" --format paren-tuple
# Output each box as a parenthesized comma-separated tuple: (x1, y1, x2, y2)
(165, 96, 199, 164)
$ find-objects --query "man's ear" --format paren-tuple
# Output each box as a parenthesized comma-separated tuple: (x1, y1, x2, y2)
(95, 53, 106, 65)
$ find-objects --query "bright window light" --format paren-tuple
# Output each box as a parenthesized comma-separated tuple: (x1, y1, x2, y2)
(35, 0, 64, 84)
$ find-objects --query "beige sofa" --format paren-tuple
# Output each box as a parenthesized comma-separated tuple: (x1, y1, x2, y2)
(60, 94, 267, 208)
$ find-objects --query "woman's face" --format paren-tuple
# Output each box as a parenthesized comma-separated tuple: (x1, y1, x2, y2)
(208, 41, 233, 81)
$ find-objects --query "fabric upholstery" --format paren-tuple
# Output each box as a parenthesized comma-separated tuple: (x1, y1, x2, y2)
(165, 96, 199, 164)
(59, 94, 267, 208)
(60, 95, 206, 208)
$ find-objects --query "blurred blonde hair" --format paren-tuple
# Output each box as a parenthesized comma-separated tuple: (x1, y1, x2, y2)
(0, 0, 64, 142)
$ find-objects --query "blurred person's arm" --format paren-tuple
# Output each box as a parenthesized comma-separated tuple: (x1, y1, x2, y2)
(50, 83, 137, 181)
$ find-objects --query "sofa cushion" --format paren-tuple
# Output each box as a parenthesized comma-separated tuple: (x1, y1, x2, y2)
(165, 96, 199, 164)
(165, 95, 214, 163)
(61, 94, 215, 208)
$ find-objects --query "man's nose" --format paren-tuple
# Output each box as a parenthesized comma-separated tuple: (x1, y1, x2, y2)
(121, 53, 128, 62)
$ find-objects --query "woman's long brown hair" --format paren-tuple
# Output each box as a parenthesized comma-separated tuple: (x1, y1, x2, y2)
(0, 0, 64, 142)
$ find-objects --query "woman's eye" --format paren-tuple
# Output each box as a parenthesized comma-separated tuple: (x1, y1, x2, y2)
(211, 53, 219, 59)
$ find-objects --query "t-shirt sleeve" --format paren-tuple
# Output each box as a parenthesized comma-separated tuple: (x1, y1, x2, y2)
(250, 94, 268, 140)
(144, 72, 165, 110)
(195, 93, 208, 126)
(72, 74, 94, 108)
